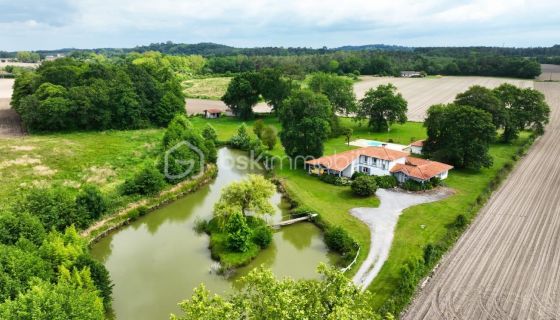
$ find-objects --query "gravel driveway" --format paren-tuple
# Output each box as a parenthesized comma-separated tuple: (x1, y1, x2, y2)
(351, 188, 453, 290)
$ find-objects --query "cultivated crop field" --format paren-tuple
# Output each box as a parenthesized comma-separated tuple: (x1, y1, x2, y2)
(404, 81, 560, 319)
(0, 79, 22, 137)
(538, 64, 560, 81)
(355, 76, 534, 121)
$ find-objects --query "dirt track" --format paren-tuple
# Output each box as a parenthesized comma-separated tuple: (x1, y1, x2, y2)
(355, 76, 533, 122)
(403, 81, 560, 319)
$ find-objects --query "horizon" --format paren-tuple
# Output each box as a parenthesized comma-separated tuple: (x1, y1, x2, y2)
(3, 41, 560, 53)
(1, 0, 559, 51)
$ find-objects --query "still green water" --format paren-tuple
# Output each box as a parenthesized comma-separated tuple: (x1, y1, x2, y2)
(90, 148, 336, 320)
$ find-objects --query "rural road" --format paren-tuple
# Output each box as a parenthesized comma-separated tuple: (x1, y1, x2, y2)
(404, 81, 560, 319)
(350, 188, 453, 290)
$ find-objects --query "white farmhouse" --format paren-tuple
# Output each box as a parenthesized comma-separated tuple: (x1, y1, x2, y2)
(305, 146, 452, 184)
(408, 140, 424, 155)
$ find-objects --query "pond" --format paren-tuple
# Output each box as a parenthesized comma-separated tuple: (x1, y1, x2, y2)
(90, 148, 337, 320)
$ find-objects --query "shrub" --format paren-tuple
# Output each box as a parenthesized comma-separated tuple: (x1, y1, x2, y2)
(74, 254, 113, 310)
(351, 175, 378, 196)
(202, 124, 218, 142)
(225, 212, 252, 253)
(16, 187, 80, 231)
(123, 166, 166, 196)
(253, 119, 265, 138)
(324, 226, 356, 257)
(402, 179, 432, 191)
(261, 126, 277, 150)
(75, 185, 108, 221)
(319, 174, 349, 186)
(230, 124, 251, 150)
(0, 211, 46, 246)
(252, 226, 273, 248)
(351, 171, 366, 180)
(375, 175, 398, 189)
(453, 214, 468, 229)
(193, 218, 208, 234)
(291, 206, 314, 218)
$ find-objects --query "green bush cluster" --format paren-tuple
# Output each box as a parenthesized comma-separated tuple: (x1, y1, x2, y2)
(351, 175, 378, 196)
(324, 226, 359, 263)
(375, 175, 398, 189)
(319, 173, 350, 186)
(15, 185, 109, 231)
(230, 124, 275, 167)
(122, 166, 166, 196)
(401, 177, 441, 191)
(159, 114, 216, 184)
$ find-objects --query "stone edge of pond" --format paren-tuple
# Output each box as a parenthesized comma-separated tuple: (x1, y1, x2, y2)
(83, 164, 218, 245)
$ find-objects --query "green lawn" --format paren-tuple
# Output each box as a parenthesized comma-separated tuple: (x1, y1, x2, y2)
(183, 77, 231, 100)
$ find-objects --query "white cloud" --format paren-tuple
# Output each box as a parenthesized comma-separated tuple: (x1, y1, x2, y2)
(0, 0, 558, 50)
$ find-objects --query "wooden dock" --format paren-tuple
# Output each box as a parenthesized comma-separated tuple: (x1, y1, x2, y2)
(271, 214, 318, 228)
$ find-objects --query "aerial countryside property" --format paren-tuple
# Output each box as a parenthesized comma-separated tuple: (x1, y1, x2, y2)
(0, 1, 559, 319)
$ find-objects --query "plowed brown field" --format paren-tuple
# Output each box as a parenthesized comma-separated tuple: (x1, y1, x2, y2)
(0, 79, 23, 137)
(403, 81, 560, 319)
(355, 76, 534, 122)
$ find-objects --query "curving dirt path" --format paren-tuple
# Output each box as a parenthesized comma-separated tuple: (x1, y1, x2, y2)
(404, 81, 560, 319)
(351, 188, 453, 290)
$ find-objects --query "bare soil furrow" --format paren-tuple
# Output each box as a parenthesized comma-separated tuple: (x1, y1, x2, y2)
(404, 81, 560, 319)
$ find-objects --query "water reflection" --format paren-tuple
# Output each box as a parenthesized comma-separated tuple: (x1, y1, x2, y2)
(90, 148, 335, 320)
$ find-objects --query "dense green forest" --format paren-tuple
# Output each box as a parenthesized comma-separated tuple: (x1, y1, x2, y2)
(3, 42, 558, 79)
(11, 54, 185, 132)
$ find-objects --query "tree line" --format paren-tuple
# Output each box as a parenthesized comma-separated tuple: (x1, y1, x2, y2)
(11, 54, 185, 132)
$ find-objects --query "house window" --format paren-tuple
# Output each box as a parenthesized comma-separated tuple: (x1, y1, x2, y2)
(361, 166, 370, 174)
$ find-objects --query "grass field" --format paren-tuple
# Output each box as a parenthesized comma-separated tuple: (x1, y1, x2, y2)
(183, 77, 231, 100)
(0, 129, 164, 210)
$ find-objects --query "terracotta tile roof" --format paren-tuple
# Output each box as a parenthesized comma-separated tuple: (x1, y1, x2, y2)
(390, 157, 453, 181)
(305, 146, 409, 172)
(410, 140, 424, 147)
(205, 108, 222, 114)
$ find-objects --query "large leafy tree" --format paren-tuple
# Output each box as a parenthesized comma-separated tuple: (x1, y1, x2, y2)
(172, 264, 387, 320)
(221, 72, 260, 120)
(454, 85, 506, 129)
(257, 68, 293, 112)
(357, 84, 407, 132)
(308, 72, 357, 115)
(493, 84, 550, 141)
(424, 104, 496, 170)
(279, 89, 332, 158)
(0, 267, 104, 320)
(159, 114, 211, 183)
(213, 175, 275, 222)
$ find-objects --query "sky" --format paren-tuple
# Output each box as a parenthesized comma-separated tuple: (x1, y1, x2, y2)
(0, 0, 559, 51)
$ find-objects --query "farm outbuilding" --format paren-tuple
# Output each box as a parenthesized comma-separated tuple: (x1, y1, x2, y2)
(400, 71, 424, 78)
(203, 108, 223, 119)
